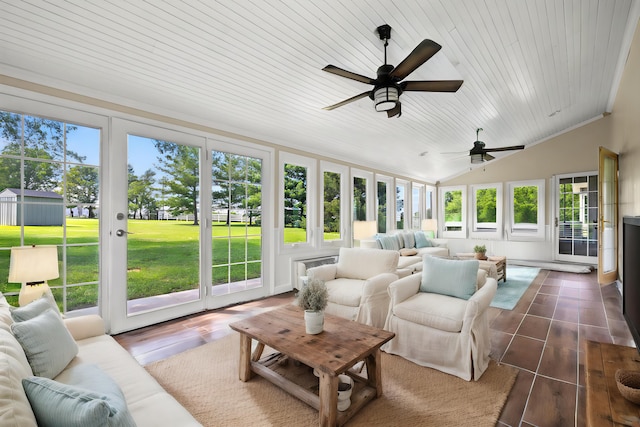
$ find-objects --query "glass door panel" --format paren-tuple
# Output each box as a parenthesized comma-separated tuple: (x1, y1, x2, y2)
(598, 147, 618, 284)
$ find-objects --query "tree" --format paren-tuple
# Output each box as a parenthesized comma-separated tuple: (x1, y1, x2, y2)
(444, 190, 462, 222)
(513, 186, 538, 224)
(283, 163, 306, 228)
(353, 177, 366, 221)
(154, 141, 199, 225)
(0, 112, 84, 191)
(66, 165, 99, 218)
(211, 152, 262, 226)
(476, 188, 497, 223)
(128, 168, 156, 219)
(323, 171, 341, 233)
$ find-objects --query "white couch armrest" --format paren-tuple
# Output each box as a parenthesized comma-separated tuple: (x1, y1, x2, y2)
(430, 238, 448, 248)
(306, 264, 338, 282)
(64, 315, 106, 341)
(388, 274, 421, 306)
(362, 272, 399, 297)
(359, 239, 379, 249)
(465, 278, 497, 318)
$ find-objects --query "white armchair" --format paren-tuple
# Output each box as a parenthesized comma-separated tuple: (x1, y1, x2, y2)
(383, 257, 497, 381)
(306, 247, 399, 328)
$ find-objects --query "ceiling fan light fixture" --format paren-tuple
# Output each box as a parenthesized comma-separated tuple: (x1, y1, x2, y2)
(374, 86, 398, 111)
(470, 153, 484, 164)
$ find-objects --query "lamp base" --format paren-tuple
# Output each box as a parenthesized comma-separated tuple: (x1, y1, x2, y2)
(19, 282, 51, 306)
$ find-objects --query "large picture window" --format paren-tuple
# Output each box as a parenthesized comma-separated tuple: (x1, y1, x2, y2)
(470, 183, 503, 239)
(508, 179, 545, 240)
(280, 152, 315, 248)
(0, 110, 102, 313)
(320, 161, 347, 245)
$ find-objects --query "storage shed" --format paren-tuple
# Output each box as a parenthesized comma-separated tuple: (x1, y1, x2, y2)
(0, 188, 64, 226)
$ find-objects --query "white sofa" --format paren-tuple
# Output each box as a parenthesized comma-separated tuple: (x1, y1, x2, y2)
(306, 247, 399, 328)
(0, 293, 201, 427)
(360, 229, 449, 274)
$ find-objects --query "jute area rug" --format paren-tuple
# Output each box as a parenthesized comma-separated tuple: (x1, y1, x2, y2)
(145, 333, 518, 427)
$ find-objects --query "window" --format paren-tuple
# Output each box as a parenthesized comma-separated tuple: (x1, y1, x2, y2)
(508, 179, 545, 240)
(376, 176, 392, 233)
(0, 110, 102, 313)
(320, 161, 347, 244)
(280, 153, 315, 248)
(411, 183, 423, 230)
(211, 150, 263, 293)
(470, 183, 503, 239)
(396, 180, 408, 229)
(353, 176, 367, 221)
(439, 186, 467, 238)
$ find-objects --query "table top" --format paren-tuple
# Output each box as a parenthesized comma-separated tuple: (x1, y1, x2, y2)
(229, 304, 395, 375)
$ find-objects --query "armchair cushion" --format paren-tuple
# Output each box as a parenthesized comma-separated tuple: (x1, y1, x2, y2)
(393, 293, 468, 333)
(325, 279, 364, 307)
(420, 256, 479, 300)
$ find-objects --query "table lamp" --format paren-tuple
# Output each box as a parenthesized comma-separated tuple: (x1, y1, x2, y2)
(353, 220, 377, 246)
(421, 219, 438, 237)
(8, 245, 59, 306)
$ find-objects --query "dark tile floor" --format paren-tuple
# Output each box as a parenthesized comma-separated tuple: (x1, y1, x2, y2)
(492, 269, 634, 427)
(115, 268, 634, 427)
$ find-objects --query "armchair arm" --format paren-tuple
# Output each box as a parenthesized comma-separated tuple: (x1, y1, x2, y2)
(306, 264, 338, 282)
(362, 272, 399, 298)
(387, 274, 421, 306)
(463, 278, 497, 326)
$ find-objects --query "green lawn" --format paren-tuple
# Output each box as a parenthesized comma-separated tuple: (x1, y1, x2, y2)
(0, 220, 341, 310)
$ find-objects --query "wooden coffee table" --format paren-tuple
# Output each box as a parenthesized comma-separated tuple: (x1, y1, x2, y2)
(229, 304, 395, 427)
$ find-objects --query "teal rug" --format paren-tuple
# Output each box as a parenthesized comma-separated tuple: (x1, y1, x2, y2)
(490, 266, 541, 310)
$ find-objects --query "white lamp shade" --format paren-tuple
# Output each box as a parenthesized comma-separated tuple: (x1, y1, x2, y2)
(8, 245, 59, 284)
(353, 220, 377, 240)
(421, 219, 438, 232)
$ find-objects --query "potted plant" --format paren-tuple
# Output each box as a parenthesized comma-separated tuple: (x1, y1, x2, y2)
(474, 244, 487, 260)
(298, 278, 329, 334)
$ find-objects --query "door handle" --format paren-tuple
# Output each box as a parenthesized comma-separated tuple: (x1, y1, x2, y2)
(115, 229, 133, 237)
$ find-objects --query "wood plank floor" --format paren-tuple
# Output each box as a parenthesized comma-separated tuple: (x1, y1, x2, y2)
(114, 269, 634, 426)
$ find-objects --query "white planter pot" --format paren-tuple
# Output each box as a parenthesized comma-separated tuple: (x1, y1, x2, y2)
(304, 310, 324, 334)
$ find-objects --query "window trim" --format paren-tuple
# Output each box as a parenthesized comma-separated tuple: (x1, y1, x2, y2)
(507, 179, 546, 241)
(439, 185, 467, 239)
(469, 182, 503, 240)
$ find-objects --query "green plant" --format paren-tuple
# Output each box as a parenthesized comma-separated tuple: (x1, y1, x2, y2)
(299, 279, 329, 312)
(474, 244, 486, 253)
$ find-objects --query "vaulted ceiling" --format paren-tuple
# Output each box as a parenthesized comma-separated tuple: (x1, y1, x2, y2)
(0, 1, 638, 182)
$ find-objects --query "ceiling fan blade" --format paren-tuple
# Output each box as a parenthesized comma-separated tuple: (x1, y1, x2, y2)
(322, 65, 376, 85)
(483, 145, 525, 153)
(389, 39, 442, 80)
(387, 102, 402, 118)
(322, 91, 370, 110)
(402, 80, 464, 92)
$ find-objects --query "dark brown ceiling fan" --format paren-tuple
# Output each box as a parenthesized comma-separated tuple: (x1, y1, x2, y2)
(469, 128, 525, 163)
(322, 24, 463, 118)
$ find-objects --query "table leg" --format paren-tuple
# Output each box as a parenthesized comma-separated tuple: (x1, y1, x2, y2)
(238, 333, 253, 381)
(365, 349, 383, 396)
(318, 371, 338, 427)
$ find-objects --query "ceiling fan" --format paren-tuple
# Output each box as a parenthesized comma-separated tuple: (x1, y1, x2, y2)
(322, 24, 463, 118)
(468, 128, 525, 163)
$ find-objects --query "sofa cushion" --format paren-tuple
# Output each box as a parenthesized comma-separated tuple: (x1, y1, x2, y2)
(393, 292, 467, 333)
(11, 309, 78, 379)
(414, 231, 433, 248)
(11, 293, 61, 322)
(376, 235, 400, 251)
(0, 292, 14, 332)
(401, 232, 415, 249)
(22, 363, 136, 427)
(0, 329, 38, 426)
(420, 256, 479, 300)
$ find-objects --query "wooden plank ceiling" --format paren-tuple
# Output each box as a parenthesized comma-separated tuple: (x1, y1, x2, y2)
(0, 0, 637, 182)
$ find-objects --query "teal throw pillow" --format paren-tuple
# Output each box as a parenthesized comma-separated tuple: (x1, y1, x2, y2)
(11, 308, 78, 379)
(420, 256, 479, 300)
(11, 293, 61, 322)
(414, 231, 433, 248)
(22, 364, 136, 427)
